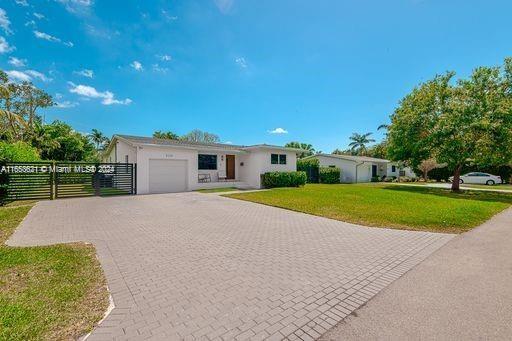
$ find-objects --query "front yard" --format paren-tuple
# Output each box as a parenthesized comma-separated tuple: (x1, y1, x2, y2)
(226, 184, 512, 233)
(0, 203, 108, 340)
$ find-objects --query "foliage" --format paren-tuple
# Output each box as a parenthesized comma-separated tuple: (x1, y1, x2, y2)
(226, 183, 512, 233)
(181, 129, 220, 143)
(418, 159, 440, 180)
(89, 129, 110, 150)
(366, 141, 388, 159)
(153, 130, 179, 140)
(32, 121, 98, 161)
(387, 58, 512, 191)
(0, 141, 40, 162)
(261, 171, 307, 188)
(285, 142, 315, 158)
(0, 70, 54, 141)
(348, 132, 375, 155)
(297, 158, 319, 183)
(319, 167, 340, 184)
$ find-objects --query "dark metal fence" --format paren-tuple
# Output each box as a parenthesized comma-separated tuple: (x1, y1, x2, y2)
(1, 162, 53, 201)
(0, 162, 136, 203)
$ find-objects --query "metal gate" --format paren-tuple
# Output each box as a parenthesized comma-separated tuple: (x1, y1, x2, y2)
(55, 163, 136, 199)
(0, 162, 136, 203)
(1, 162, 53, 201)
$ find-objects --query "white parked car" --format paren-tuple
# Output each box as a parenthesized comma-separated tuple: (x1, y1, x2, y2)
(449, 172, 502, 185)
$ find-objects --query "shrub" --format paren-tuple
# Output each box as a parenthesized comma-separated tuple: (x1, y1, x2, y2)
(297, 158, 319, 183)
(319, 167, 340, 184)
(261, 171, 307, 188)
(371, 176, 380, 182)
(0, 141, 40, 162)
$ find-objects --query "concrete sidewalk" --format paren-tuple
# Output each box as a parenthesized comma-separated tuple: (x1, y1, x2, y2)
(321, 207, 512, 340)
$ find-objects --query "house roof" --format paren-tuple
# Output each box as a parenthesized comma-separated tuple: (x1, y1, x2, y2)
(306, 153, 391, 163)
(106, 134, 304, 154)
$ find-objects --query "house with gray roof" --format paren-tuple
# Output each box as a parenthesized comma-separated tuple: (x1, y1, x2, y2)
(304, 153, 417, 183)
(103, 135, 302, 194)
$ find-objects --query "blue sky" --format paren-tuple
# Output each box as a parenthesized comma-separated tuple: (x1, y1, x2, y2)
(1, 0, 511, 152)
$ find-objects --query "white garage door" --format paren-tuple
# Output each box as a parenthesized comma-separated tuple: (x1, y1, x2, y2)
(149, 159, 187, 194)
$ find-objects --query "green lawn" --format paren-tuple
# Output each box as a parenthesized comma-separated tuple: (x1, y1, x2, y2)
(197, 187, 239, 193)
(0, 204, 108, 340)
(461, 183, 512, 191)
(225, 184, 512, 233)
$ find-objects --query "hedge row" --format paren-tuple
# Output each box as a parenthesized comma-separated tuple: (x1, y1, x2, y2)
(261, 171, 307, 188)
(319, 167, 340, 184)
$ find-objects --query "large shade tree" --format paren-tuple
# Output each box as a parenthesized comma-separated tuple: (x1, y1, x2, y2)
(387, 57, 512, 191)
(153, 130, 179, 140)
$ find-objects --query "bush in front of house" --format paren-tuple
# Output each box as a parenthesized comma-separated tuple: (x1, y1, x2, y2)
(261, 171, 307, 188)
(319, 167, 340, 184)
(297, 158, 319, 183)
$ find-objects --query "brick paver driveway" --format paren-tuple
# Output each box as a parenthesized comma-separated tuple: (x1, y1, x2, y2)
(8, 193, 453, 340)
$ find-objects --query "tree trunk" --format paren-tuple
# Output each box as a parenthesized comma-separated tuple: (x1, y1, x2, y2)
(451, 165, 462, 191)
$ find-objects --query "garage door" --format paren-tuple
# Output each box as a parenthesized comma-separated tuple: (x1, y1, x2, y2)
(149, 159, 187, 194)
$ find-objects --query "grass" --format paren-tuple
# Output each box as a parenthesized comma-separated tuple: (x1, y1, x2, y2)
(461, 183, 512, 191)
(225, 183, 512, 233)
(0, 204, 109, 341)
(197, 187, 239, 193)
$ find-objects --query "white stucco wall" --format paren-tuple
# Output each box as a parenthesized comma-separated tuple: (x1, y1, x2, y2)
(104, 139, 137, 164)
(242, 149, 298, 188)
(315, 156, 357, 183)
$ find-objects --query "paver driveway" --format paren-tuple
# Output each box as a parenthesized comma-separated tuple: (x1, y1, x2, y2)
(8, 192, 453, 340)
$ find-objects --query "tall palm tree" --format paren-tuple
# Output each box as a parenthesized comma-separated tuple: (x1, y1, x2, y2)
(348, 132, 375, 156)
(90, 129, 105, 150)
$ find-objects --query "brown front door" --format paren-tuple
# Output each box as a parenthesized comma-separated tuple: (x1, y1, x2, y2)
(226, 155, 235, 179)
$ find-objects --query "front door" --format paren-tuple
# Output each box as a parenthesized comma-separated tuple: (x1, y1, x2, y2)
(371, 164, 378, 177)
(226, 155, 235, 179)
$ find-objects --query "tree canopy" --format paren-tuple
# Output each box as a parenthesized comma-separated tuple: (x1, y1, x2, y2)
(285, 142, 315, 158)
(348, 132, 375, 156)
(181, 129, 220, 143)
(153, 130, 179, 140)
(387, 57, 512, 190)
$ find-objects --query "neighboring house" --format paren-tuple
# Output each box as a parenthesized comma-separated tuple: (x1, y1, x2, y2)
(304, 154, 417, 183)
(103, 135, 300, 194)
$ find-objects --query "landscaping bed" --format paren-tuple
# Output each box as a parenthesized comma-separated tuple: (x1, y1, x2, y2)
(225, 184, 512, 233)
(0, 203, 108, 340)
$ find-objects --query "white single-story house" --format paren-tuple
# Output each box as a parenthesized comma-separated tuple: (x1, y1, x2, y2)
(103, 135, 301, 194)
(304, 154, 417, 183)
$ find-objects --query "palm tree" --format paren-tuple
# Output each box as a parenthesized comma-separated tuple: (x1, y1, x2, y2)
(90, 129, 105, 150)
(153, 130, 179, 140)
(348, 132, 375, 156)
(377, 124, 388, 131)
(285, 142, 315, 158)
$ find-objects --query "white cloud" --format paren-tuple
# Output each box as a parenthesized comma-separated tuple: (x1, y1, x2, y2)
(0, 37, 14, 54)
(0, 8, 12, 34)
(224, 141, 233, 144)
(73, 69, 93, 78)
(157, 54, 172, 61)
(15, 0, 29, 6)
(214, 0, 234, 14)
(6, 69, 51, 82)
(130, 61, 143, 71)
(235, 57, 247, 68)
(268, 128, 288, 134)
(33, 30, 74, 47)
(56, 0, 93, 14)
(8, 56, 26, 67)
(152, 64, 168, 73)
(68, 82, 132, 106)
(25, 20, 36, 27)
(33, 12, 45, 20)
(161, 10, 178, 21)
(56, 100, 79, 108)
(25, 70, 51, 82)
(6, 70, 31, 82)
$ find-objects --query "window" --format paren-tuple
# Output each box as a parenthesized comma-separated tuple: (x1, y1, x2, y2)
(279, 154, 287, 165)
(271, 154, 279, 164)
(125, 155, 129, 163)
(198, 154, 217, 170)
(271, 154, 287, 165)
(399, 170, 406, 176)
(391, 165, 396, 172)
